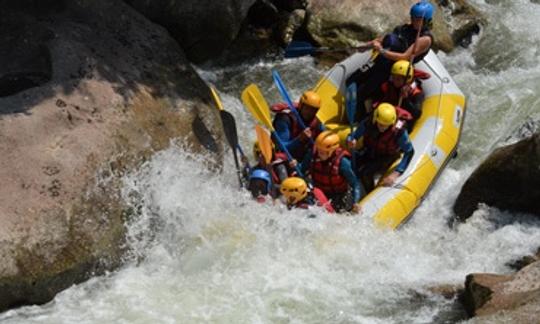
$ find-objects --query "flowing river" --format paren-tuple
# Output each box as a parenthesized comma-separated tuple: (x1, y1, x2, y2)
(1, 0, 539, 323)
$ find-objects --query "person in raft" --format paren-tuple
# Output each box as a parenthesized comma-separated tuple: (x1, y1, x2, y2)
(347, 0, 435, 120)
(247, 169, 275, 203)
(252, 140, 291, 186)
(298, 131, 363, 213)
(279, 177, 335, 213)
(346, 103, 415, 193)
(369, 60, 427, 127)
(272, 90, 324, 160)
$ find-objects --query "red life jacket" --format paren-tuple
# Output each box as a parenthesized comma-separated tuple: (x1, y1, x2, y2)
(379, 80, 423, 106)
(364, 107, 412, 156)
(271, 102, 322, 158)
(311, 148, 351, 195)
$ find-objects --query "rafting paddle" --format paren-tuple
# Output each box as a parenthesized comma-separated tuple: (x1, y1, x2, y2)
(346, 83, 357, 170)
(284, 41, 372, 58)
(271, 69, 314, 144)
(210, 86, 247, 188)
(241, 84, 304, 177)
(255, 124, 273, 165)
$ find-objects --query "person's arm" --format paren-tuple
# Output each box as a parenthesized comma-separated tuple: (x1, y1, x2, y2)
(273, 115, 304, 153)
(395, 131, 414, 174)
(403, 91, 424, 120)
(382, 131, 415, 186)
(347, 119, 367, 142)
(374, 36, 431, 61)
(339, 157, 362, 203)
(297, 150, 313, 175)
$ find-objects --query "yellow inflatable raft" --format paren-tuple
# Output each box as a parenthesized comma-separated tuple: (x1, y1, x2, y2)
(313, 51, 466, 229)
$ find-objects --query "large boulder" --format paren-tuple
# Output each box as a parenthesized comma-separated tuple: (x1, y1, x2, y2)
(125, 0, 258, 63)
(453, 132, 540, 221)
(461, 261, 540, 319)
(303, 0, 484, 54)
(0, 0, 222, 311)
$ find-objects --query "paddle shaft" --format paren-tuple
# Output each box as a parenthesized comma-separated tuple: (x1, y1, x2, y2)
(346, 83, 357, 171)
(271, 130, 304, 178)
(271, 70, 315, 145)
(398, 16, 424, 108)
(285, 41, 372, 58)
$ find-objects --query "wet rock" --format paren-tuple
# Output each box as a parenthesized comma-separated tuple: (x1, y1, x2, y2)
(126, 0, 258, 63)
(461, 261, 540, 318)
(0, 0, 222, 312)
(271, 0, 308, 12)
(276, 9, 306, 46)
(453, 132, 540, 221)
(247, 0, 280, 28)
(505, 118, 540, 144)
(0, 14, 53, 97)
(507, 247, 540, 271)
(302, 0, 483, 61)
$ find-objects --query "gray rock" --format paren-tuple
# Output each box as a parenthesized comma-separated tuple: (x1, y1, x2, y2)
(0, 0, 222, 312)
(453, 132, 540, 221)
(126, 0, 258, 63)
(462, 261, 540, 319)
(301, 0, 484, 62)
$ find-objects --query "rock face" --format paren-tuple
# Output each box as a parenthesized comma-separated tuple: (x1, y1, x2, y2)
(453, 133, 540, 221)
(0, 0, 222, 311)
(126, 0, 258, 63)
(461, 261, 540, 319)
(125, 0, 484, 64)
(304, 0, 484, 53)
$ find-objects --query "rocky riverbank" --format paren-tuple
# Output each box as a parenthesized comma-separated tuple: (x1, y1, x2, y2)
(4, 0, 537, 321)
(453, 124, 540, 320)
(0, 0, 222, 311)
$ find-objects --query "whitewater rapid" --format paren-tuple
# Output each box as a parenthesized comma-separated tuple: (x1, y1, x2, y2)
(1, 0, 539, 323)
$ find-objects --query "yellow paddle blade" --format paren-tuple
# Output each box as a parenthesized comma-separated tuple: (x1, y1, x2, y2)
(241, 84, 274, 131)
(210, 85, 224, 111)
(255, 125, 273, 165)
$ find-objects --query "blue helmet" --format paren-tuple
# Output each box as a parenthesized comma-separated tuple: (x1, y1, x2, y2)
(249, 169, 272, 194)
(410, 1, 434, 21)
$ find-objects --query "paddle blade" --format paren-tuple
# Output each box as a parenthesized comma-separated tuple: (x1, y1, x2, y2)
(210, 86, 224, 111)
(220, 110, 239, 149)
(255, 125, 273, 165)
(284, 41, 316, 58)
(346, 83, 357, 125)
(241, 84, 273, 130)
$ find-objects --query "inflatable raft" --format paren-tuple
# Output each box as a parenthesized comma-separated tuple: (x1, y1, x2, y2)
(313, 50, 466, 229)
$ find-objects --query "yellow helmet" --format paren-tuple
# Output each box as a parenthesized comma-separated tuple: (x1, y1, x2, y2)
(315, 131, 340, 154)
(300, 90, 321, 109)
(373, 103, 397, 126)
(280, 177, 308, 204)
(391, 60, 414, 82)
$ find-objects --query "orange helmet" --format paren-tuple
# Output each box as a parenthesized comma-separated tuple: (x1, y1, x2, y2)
(315, 131, 340, 155)
(300, 90, 321, 109)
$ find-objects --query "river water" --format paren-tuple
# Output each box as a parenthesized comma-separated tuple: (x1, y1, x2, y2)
(1, 0, 539, 323)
